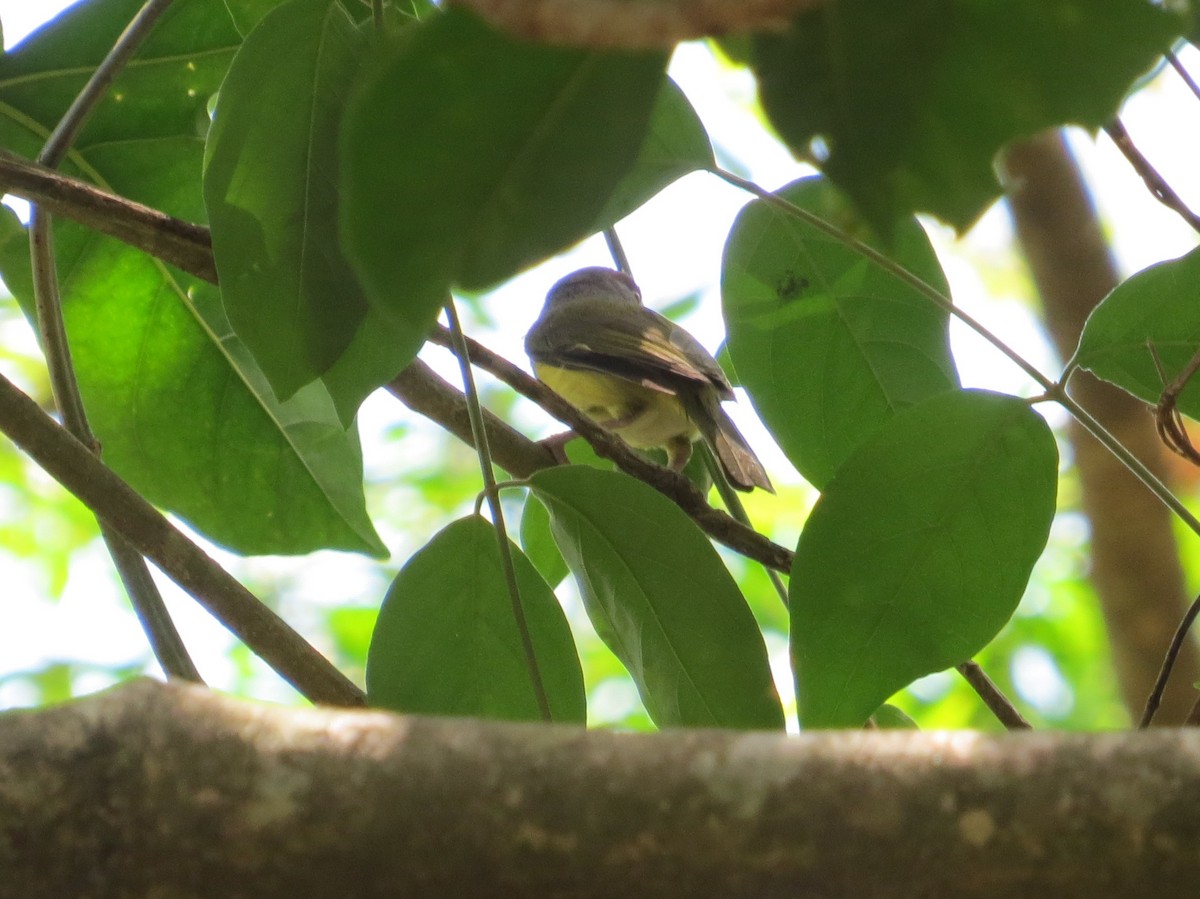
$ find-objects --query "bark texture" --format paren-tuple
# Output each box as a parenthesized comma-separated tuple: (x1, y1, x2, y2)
(4, 680, 1200, 898)
(1002, 131, 1200, 724)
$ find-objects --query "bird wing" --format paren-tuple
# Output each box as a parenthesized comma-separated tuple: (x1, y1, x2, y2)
(526, 306, 734, 400)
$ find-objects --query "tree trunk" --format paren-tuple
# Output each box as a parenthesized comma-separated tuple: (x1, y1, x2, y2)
(1001, 130, 1200, 724)
(4, 679, 1200, 898)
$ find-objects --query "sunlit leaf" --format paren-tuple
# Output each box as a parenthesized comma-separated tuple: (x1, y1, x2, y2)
(791, 390, 1057, 729)
(531, 465, 784, 730)
(0, 220, 385, 556)
(0, 0, 383, 554)
(1076, 246, 1200, 417)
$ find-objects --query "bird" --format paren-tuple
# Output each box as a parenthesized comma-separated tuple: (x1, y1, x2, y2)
(524, 267, 772, 492)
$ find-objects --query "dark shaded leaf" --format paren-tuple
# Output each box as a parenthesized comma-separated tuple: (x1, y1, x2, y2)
(531, 465, 784, 730)
(205, 0, 371, 401)
(366, 516, 585, 723)
(754, 0, 1184, 231)
(340, 8, 666, 376)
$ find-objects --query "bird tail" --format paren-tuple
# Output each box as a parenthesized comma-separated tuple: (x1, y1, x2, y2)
(684, 393, 774, 493)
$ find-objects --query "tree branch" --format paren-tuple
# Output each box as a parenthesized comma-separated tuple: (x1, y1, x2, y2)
(1001, 131, 1200, 724)
(28, 0, 201, 684)
(6, 679, 1200, 897)
(1103, 119, 1200, 236)
(450, 0, 824, 48)
(0, 150, 216, 282)
(387, 360, 557, 477)
(0, 372, 363, 707)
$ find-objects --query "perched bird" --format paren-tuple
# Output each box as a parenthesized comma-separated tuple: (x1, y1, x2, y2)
(525, 267, 772, 492)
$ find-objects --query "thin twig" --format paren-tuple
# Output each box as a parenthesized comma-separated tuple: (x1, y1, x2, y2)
(38, 0, 177, 168)
(1151, 341, 1200, 465)
(444, 298, 553, 721)
(1139, 590, 1200, 728)
(956, 661, 1032, 731)
(1103, 118, 1200, 236)
(1186, 694, 1200, 727)
(31, 0, 199, 682)
(1167, 49, 1200, 104)
(604, 227, 633, 275)
(386, 360, 557, 478)
(0, 370, 364, 707)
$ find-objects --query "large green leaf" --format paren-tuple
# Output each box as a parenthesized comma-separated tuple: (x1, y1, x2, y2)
(0, 0, 383, 555)
(0, 217, 385, 555)
(791, 390, 1058, 729)
(339, 8, 667, 371)
(591, 76, 714, 228)
(366, 516, 585, 724)
(1076, 247, 1200, 416)
(753, 0, 1185, 232)
(205, 0, 372, 402)
(722, 176, 958, 489)
(530, 466, 784, 730)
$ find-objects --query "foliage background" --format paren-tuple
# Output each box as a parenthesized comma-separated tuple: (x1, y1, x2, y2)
(1, 0, 1198, 731)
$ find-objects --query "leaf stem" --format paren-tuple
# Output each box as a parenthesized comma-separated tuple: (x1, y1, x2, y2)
(444, 298, 553, 722)
(30, 0, 200, 683)
(955, 661, 1031, 730)
(1139, 589, 1200, 728)
(604, 226, 633, 275)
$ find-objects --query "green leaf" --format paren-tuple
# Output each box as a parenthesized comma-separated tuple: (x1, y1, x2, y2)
(791, 390, 1057, 729)
(753, 0, 1185, 232)
(531, 466, 784, 730)
(722, 176, 958, 489)
(223, 0, 294, 36)
(591, 76, 714, 227)
(0, 224, 385, 555)
(205, 0, 372, 401)
(0, 0, 244, 156)
(871, 704, 919, 729)
(366, 516, 585, 723)
(519, 493, 569, 588)
(340, 8, 667, 360)
(1076, 247, 1200, 416)
(0, 0, 384, 555)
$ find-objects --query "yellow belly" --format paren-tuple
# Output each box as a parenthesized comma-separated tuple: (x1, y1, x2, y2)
(535, 364, 697, 449)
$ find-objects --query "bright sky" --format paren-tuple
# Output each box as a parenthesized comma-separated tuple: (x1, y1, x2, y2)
(2, 0, 1199, 714)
